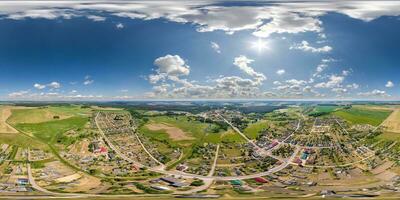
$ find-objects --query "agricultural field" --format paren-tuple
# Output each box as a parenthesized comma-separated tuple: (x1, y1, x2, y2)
(333, 107, 392, 126)
(382, 108, 400, 133)
(308, 105, 343, 116)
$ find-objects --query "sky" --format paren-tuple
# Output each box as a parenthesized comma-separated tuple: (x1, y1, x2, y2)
(0, 1, 400, 101)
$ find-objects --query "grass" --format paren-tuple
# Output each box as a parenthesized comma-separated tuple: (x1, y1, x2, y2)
(377, 132, 400, 141)
(0, 132, 46, 149)
(308, 105, 342, 116)
(333, 107, 392, 126)
(15, 116, 88, 144)
(8, 105, 91, 125)
(243, 120, 268, 139)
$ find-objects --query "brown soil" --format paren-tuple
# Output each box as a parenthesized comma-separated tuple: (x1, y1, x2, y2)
(146, 123, 194, 141)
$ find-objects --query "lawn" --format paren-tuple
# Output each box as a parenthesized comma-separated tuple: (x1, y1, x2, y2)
(243, 120, 269, 139)
(15, 117, 88, 144)
(333, 108, 392, 126)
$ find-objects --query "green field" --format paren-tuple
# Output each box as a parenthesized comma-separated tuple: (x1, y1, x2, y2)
(308, 105, 342, 116)
(333, 108, 392, 126)
(243, 120, 268, 139)
(140, 115, 244, 145)
(377, 132, 400, 141)
(15, 116, 88, 144)
(0, 132, 45, 149)
(8, 105, 91, 125)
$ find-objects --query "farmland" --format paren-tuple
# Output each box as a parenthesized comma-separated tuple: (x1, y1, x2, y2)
(333, 107, 392, 126)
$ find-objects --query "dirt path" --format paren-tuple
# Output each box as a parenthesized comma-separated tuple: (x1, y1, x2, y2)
(0, 106, 19, 133)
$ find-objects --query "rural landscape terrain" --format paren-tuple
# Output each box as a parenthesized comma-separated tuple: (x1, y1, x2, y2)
(0, 101, 400, 199)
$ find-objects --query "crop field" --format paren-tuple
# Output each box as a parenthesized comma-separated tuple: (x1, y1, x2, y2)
(140, 115, 245, 145)
(382, 108, 400, 133)
(15, 117, 88, 144)
(0, 106, 19, 133)
(333, 107, 392, 126)
(7, 105, 91, 125)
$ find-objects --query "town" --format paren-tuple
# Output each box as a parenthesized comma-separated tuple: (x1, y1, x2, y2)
(1, 102, 400, 199)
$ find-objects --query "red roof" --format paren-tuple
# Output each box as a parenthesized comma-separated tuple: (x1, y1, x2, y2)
(254, 177, 268, 183)
(100, 147, 107, 153)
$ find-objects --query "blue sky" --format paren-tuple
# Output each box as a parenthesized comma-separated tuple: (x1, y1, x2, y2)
(0, 1, 399, 100)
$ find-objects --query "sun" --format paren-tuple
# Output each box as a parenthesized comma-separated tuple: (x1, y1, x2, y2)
(251, 38, 269, 53)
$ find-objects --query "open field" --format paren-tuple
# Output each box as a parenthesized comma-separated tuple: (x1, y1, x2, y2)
(382, 108, 400, 133)
(7, 105, 91, 125)
(308, 105, 343, 116)
(0, 132, 45, 149)
(333, 107, 392, 126)
(0, 106, 19, 133)
(146, 123, 194, 141)
(15, 117, 88, 143)
(243, 120, 268, 139)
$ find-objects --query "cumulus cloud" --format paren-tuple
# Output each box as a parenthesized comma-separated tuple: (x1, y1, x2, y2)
(233, 55, 266, 83)
(358, 89, 388, 97)
(276, 69, 285, 75)
(34, 83, 46, 90)
(314, 75, 344, 88)
(210, 41, 221, 53)
(116, 23, 124, 29)
(153, 54, 190, 77)
(147, 55, 267, 98)
(47, 81, 61, 89)
(8, 90, 29, 98)
(253, 13, 322, 38)
(290, 40, 332, 53)
(346, 83, 359, 89)
(385, 80, 394, 88)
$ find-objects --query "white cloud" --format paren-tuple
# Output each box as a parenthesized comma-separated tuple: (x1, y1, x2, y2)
(47, 81, 61, 89)
(253, 12, 322, 38)
(87, 15, 105, 21)
(290, 40, 332, 53)
(8, 90, 29, 98)
(116, 23, 124, 29)
(83, 75, 94, 85)
(358, 89, 388, 97)
(83, 79, 94, 85)
(385, 81, 394, 88)
(346, 83, 359, 89)
(342, 70, 350, 76)
(34, 83, 46, 90)
(2, 1, 400, 39)
(314, 75, 344, 88)
(276, 69, 285, 75)
(153, 54, 190, 77)
(233, 55, 266, 82)
(210, 41, 221, 53)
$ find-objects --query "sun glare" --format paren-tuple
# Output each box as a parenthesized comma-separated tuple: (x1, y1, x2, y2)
(251, 38, 269, 52)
